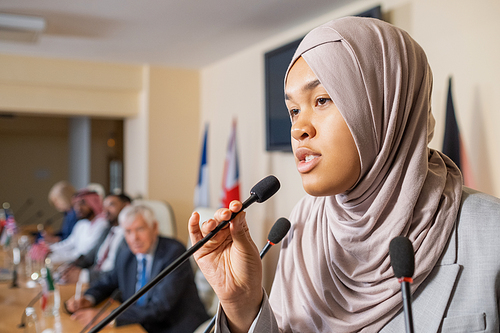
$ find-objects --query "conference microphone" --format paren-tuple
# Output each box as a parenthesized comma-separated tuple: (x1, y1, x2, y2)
(88, 175, 281, 333)
(389, 236, 415, 333)
(18, 290, 44, 328)
(20, 210, 44, 226)
(14, 198, 34, 219)
(79, 289, 121, 333)
(259, 217, 291, 258)
(203, 217, 291, 333)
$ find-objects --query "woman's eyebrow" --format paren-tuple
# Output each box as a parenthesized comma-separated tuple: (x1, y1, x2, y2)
(285, 79, 322, 101)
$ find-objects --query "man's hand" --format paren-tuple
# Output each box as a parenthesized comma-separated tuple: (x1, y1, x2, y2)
(65, 295, 93, 313)
(71, 308, 114, 328)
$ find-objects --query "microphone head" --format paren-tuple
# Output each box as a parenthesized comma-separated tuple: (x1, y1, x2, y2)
(389, 236, 415, 278)
(268, 217, 291, 244)
(250, 175, 280, 203)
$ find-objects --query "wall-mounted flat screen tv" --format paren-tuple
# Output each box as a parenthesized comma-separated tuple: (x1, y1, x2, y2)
(264, 5, 382, 152)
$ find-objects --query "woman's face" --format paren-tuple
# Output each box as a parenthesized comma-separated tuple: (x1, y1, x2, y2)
(285, 57, 361, 196)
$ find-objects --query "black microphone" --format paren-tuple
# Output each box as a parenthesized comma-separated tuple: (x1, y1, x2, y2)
(14, 198, 34, 219)
(20, 210, 44, 226)
(18, 290, 44, 328)
(203, 217, 291, 333)
(88, 175, 281, 333)
(43, 211, 64, 227)
(79, 289, 122, 333)
(389, 236, 415, 333)
(259, 217, 291, 258)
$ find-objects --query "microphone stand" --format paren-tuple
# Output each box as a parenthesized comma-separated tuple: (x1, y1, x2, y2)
(18, 291, 44, 328)
(400, 277, 414, 333)
(88, 193, 261, 333)
(79, 289, 121, 333)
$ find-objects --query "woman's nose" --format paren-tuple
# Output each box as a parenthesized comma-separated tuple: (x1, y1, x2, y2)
(291, 109, 315, 141)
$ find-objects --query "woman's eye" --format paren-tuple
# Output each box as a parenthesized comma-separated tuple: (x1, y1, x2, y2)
(289, 109, 300, 117)
(317, 97, 330, 106)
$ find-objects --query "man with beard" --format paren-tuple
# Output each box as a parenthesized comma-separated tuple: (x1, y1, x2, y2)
(70, 193, 131, 282)
(48, 189, 109, 264)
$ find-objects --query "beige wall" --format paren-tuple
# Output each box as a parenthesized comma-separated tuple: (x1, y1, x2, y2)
(147, 66, 200, 244)
(0, 54, 143, 117)
(200, 0, 500, 289)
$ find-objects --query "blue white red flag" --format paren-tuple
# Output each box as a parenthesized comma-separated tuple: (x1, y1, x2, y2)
(194, 124, 210, 208)
(220, 119, 240, 208)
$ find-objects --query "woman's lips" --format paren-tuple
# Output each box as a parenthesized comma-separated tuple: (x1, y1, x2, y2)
(295, 148, 321, 173)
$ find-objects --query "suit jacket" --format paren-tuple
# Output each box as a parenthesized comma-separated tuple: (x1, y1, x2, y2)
(86, 236, 209, 333)
(217, 187, 500, 332)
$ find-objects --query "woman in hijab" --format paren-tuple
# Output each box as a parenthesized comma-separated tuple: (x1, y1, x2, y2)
(189, 17, 500, 332)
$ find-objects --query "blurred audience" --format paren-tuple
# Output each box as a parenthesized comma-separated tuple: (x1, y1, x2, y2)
(48, 189, 109, 264)
(66, 203, 209, 333)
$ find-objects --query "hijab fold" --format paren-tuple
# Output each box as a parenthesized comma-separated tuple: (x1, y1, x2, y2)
(270, 17, 463, 332)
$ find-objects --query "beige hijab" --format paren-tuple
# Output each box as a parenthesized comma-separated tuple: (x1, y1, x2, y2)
(270, 17, 463, 332)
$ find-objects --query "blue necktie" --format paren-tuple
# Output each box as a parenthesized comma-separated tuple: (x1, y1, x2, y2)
(137, 257, 147, 306)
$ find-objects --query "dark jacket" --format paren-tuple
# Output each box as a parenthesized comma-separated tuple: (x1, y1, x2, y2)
(85, 236, 209, 333)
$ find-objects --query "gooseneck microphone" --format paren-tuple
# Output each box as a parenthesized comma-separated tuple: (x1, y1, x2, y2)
(389, 236, 415, 333)
(203, 216, 291, 333)
(259, 217, 291, 258)
(79, 290, 121, 333)
(88, 175, 280, 333)
(18, 290, 44, 328)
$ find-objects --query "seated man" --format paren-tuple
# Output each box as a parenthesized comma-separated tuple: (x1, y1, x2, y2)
(67, 193, 131, 283)
(49, 189, 109, 263)
(66, 204, 209, 333)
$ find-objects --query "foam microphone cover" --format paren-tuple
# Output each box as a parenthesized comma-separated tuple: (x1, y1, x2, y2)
(268, 218, 291, 244)
(389, 236, 415, 278)
(251, 175, 280, 203)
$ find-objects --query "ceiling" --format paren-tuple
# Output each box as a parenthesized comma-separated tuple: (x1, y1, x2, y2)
(0, 0, 356, 69)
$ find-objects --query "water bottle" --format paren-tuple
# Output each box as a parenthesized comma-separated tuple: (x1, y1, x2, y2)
(24, 307, 40, 333)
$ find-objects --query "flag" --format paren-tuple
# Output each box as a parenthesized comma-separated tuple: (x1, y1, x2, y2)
(40, 266, 55, 311)
(194, 124, 210, 208)
(442, 77, 475, 187)
(220, 119, 240, 208)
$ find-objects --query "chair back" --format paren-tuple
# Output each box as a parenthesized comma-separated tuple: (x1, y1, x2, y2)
(133, 199, 176, 238)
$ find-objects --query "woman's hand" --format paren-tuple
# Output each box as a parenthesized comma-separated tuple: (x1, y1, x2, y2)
(189, 201, 263, 333)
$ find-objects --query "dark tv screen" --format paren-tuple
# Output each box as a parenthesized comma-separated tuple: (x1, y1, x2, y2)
(264, 5, 382, 152)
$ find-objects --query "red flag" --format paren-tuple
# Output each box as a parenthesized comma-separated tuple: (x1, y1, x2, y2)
(220, 119, 240, 208)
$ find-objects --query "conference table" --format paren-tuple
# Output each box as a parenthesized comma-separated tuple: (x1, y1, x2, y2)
(0, 250, 145, 333)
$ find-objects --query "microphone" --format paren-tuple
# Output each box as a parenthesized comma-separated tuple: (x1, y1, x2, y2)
(20, 210, 44, 226)
(259, 217, 291, 258)
(18, 290, 44, 328)
(389, 236, 415, 333)
(14, 198, 34, 220)
(203, 217, 291, 333)
(88, 175, 281, 333)
(79, 289, 121, 333)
